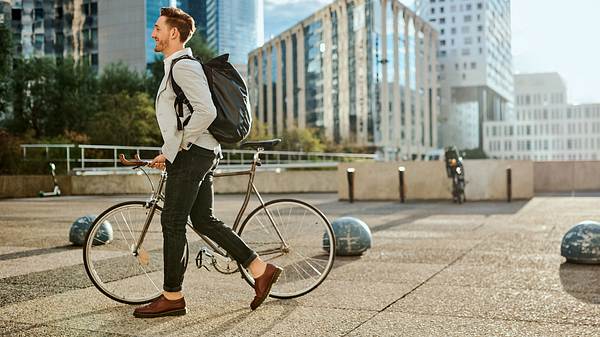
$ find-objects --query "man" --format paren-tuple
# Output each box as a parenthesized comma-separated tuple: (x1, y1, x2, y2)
(134, 7, 281, 318)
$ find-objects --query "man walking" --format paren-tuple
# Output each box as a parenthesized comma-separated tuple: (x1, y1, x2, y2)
(134, 7, 281, 318)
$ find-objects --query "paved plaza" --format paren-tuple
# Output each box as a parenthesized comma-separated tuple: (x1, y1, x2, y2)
(1, 193, 600, 336)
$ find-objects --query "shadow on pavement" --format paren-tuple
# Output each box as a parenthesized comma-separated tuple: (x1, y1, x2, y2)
(559, 262, 600, 304)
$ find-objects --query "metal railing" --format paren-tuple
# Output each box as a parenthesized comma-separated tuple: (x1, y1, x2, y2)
(21, 144, 376, 175)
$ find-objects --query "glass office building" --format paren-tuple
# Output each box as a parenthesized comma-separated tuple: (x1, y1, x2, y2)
(248, 0, 439, 160)
(8, 0, 99, 70)
(193, 0, 263, 66)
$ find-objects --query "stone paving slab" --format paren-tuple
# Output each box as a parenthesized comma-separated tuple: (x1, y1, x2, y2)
(2, 194, 600, 335)
(389, 284, 600, 326)
(346, 312, 600, 337)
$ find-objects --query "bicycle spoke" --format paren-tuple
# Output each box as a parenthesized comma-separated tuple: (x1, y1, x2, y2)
(85, 202, 164, 304)
(292, 251, 323, 276)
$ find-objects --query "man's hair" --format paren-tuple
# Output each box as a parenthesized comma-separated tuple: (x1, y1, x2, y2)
(160, 7, 195, 43)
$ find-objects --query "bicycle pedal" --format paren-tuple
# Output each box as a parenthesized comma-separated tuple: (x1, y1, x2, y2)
(195, 250, 212, 271)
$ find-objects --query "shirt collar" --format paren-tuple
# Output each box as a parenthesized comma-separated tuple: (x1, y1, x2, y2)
(163, 47, 193, 68)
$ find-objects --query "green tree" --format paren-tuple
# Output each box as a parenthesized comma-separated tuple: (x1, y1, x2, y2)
(8, 57, 56, 138)
(187, 32, 217, 62)
(88, 91, 160, 146)
(280, 127, 325, 152)
(0, 24, 12, 117)
(45, 58, 98, 137)
(461, 147, 488, 159)
(99, 62, 146, 95)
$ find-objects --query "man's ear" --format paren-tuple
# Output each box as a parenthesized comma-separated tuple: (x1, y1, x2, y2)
(170, 27, 179, 41)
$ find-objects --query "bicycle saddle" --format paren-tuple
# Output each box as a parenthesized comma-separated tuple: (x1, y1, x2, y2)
(240, 139, 281, 150)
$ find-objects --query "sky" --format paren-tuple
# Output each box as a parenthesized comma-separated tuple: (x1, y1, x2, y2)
(264, 0, 600, 104)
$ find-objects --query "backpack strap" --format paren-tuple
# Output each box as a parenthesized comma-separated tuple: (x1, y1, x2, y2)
(168, 55, 199, 131)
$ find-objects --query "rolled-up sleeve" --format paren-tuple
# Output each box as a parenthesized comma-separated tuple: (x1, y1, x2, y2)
(172, 60, 217, 148)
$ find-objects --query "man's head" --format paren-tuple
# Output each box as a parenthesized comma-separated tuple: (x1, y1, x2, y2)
(151, 7, 195, 54)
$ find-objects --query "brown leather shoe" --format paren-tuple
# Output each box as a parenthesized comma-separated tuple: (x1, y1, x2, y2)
(250, 263, 283, 310)
(133, 295, 187, 318)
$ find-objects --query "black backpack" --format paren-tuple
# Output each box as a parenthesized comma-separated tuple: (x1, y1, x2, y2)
(169, 53, 252, 144)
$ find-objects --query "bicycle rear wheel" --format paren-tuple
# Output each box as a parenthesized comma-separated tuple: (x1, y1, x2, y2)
(237, 199, 335, 299)
(83, 201, 173, 305)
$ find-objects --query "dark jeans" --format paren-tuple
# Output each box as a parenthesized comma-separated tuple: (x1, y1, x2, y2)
(161, 145, 257, 292)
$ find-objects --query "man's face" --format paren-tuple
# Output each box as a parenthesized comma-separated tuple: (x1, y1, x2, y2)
(151, 16, 173, 53)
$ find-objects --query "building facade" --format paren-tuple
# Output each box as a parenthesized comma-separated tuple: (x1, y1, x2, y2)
(8, 0, 98, 69)
(248, 0, 439, 160)
(199, 0, 263, 66)
(416, 0, 513, 150)
(484, 73, 600, 161)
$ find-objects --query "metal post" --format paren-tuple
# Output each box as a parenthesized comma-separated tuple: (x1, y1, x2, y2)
(81, 148, 85, 169)
(114, 148, 118, 168)
(66, 147, 70, 173)
(346, 167, 355, 203)
(506, 167, 512, 203)
(399, 166, 406, 203)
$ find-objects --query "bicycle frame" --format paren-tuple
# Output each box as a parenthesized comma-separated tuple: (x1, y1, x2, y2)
(130, 147, 289, 262)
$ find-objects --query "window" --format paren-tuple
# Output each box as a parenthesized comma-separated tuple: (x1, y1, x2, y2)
(440, 28, 445, 34)
(461, 48, 470, 56)
(464, 15, 472, 22)
(461, 26, 470, 33)
(464, 37, 472, 44)
(440, 18, 446, 24)
(440, 39, 446, 46)
(477, 3, 483, 9)
(470, 62, 476, 69)
(91, 2, 98, 15)
(431, 8, 435, 14)
(440, 7, 445, 13)
(451, 27, 456, 34)
(11, 8, 21, 20)
(466, 4, 472, 10)
(34, 8, 44, 20)
(477, 25, 483, 32)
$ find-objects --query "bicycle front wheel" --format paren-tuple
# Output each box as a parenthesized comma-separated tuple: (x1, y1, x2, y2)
(83, 201, 168, 305)
(237, 199, 335, 299)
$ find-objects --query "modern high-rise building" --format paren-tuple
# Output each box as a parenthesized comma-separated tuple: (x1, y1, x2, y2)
(0, 1, 10, 26)
(416, 0, 513, 150)
(8, 0, 99, 69)
(248, 0, 439, 160)
(198, 0, 264, 66)
(485, 73, 600, 161)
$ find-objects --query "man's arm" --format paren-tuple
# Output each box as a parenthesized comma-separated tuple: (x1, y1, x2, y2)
(172, 60, 217, 148)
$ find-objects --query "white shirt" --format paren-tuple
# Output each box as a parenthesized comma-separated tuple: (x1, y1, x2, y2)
(155, 48, 221, 164)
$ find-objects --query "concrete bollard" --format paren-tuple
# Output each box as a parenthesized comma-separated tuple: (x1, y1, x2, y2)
(346, 168, 355, 203)
(398, 166, 406, 203)
(506, 167, 512, 202)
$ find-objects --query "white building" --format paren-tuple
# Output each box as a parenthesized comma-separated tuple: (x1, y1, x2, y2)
(485, 73, 600, 161)
(416, 0, 514, 149)
(248, 0, 439, 160)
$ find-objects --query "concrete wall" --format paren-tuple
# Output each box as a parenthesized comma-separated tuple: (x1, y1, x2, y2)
(534, 161, 600, 192)
(0, 170, 338, 198)
(338, 160, 534, 201)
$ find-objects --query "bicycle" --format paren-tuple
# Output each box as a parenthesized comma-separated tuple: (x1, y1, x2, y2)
(451, 167, 466, 204)
(82, 139, 336, 305)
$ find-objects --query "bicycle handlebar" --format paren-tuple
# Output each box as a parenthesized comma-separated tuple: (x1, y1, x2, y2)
(119, 154, 150, 167)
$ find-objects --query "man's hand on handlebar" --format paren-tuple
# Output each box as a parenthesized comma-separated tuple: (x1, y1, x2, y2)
(149, 154, 167, 171)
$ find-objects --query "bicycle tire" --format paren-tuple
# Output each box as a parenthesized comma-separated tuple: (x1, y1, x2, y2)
(83, 201, 188, 305)
(236, 199, 336, 299)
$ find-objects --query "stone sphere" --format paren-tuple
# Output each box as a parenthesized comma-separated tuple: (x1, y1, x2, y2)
(69, 215, 113, 246)
(323, 216, 372, 256)
(561, 221, 600, 264)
